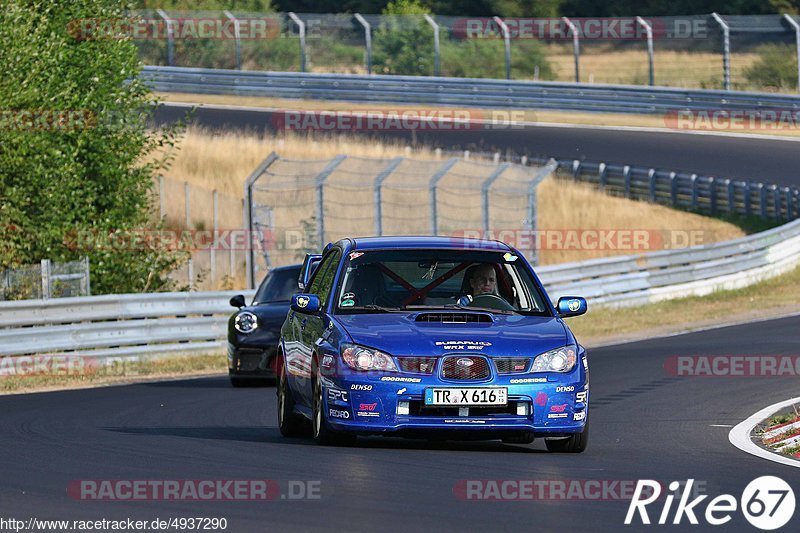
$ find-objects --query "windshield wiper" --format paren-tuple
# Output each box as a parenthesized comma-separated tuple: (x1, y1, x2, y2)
(405, 304, 517, 315)
(342, 304, 400, 313)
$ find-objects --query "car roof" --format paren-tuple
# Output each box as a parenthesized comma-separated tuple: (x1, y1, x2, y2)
(348, 236, 512, 252)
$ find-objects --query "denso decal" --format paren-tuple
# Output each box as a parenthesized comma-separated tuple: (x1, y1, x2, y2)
(350, 384, 373, 391)
(381, 376, 421, 383)
(329, 409, 350, 419)
(509, 377, 547, 384)
(555, 385, 575, 393)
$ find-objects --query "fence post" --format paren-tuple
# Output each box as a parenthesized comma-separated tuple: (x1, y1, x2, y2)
(40, 259, 51, 300)
(773, 185, 781, 220)
(314, 155, 347, 247)
(482, 163, 511, 232)
(690, 174, 698, 210)
(156, 9, 174, 66)
(598, 162, 607, 190)
(744, 182, 752, 217)
(784, 15, 800, 94)
(184, 182, 193, 287)
(636, 16, 655, 86)
(374, 157, 404, 236)
(288, 12, 307, 73)
(493, 17, 511, 80)
(527, 159, 558, 265)
(669, 172, 678, 206)
(84, 256, 91, 296)
(623, 165, 631, 198)
(562, 17, 580, 82)
(354, 14, 372, 75)
(429, 158, 459, 236)
(158, 175, 165, 220)
(572, 159, 581, 181)
(424, 14, 440, 76)
(224, 11, 242, 70)
(648, 169, 657, 202)
(711, 13, 731, 91)
(726, 179, 734, 214)
(211, 190, 218, 286)
(244, 152, 279, 289)
(759, 183, 768, 219)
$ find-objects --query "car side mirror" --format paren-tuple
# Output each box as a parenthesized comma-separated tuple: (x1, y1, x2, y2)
(292, 293, 321, 314)
(556, 296, 587, 318)
(229, 294, 246, 308)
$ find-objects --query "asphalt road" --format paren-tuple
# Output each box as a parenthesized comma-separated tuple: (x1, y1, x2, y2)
(2, 314, 799, 532)
(155, 104, 800, 188)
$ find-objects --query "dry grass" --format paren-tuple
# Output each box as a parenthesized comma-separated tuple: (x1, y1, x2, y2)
(162, 127, 745, 269)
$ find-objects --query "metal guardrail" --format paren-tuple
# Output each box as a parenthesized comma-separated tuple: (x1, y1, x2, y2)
(1, 217, 799, 358)
(140, 66, 800, 115)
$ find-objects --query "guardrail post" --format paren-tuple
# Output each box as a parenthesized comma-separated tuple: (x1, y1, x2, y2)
(429, 158, 459, 235)
(744, 182, 752, 217)
(709, 177, 717, 215)
(157, 9, 174, 66)
(690, 174, 698, 210)
(773, 185, 781, 220)
(648, 169, 657, 202)
(562, 17, 580, 82)
(224, 11, 242, 70)
(784, 15, 800, 94)
(374, 157, 404, 236)
(40, 259, 51, 300)
(759, 183, 768, 219)
(315, 155, 347, 248)
(726, 179, 734, 214)
(572, 160, 581, 181)
(711, 13, 731, 91)
(669, 172, 678, 206)
(598, 162, 607, 190)
(623, 165, 631, 198)
(424, 15, 440, 76)
(288, 12, 307, 73)
(354, 14, 372, 75)
(493, 17, 511, 80)
(789, 188, 797, 219)
(636, 16, 654, 86)
(482, 163, 511, 232)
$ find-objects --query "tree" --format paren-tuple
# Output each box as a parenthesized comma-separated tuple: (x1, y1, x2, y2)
(0, 0, 185, 294)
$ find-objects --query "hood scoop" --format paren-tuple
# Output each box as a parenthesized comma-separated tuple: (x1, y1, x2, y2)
(415, 312, 493, 324)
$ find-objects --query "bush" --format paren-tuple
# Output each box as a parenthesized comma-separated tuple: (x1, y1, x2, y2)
(0, 0, 186, 294)
(744, 44, 798, 91)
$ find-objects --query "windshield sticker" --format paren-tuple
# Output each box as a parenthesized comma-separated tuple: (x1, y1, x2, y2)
(422, 260, 439, 280)
(503, 252, 518, 262)
(435, 340, 492, 351)
(349, 252, 364, 260)
(340, 292, 355, 307)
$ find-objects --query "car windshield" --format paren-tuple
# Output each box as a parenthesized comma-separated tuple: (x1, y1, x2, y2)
(253, 267, 301, 304)
(335, 249, 550, 315)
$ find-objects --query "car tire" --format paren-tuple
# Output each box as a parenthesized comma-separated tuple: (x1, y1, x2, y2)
(277, 357, 310, 438)
(545, 423, 588, 453)
(502, 431, 535, 444)
(312, 367, 356, 447)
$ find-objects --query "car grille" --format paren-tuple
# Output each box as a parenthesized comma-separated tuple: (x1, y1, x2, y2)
(235, 349, 264, 372)
(441, 356, 490, 381)
(397, 357, 437, 374)
(415, 313, 492, 324)
(493, 357, 531, 374)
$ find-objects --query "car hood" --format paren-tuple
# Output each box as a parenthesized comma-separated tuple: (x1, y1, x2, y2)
(335, 312, 568, 357)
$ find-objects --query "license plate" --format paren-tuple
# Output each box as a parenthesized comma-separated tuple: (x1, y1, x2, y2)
(424, 387, 507, 406)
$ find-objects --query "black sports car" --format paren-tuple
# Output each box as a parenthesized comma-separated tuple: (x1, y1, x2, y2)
(227, 264, 302, 387)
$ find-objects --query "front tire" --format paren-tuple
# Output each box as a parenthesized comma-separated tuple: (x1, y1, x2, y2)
(545, 423, 588, 453)
(312, 367, 356, 447)
(277, 356, 310, 437)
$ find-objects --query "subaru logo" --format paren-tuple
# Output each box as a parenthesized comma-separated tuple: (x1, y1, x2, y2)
(456, 358, 474, 368)
(297, 296, 309, 308)
(568, 299, 581, 312)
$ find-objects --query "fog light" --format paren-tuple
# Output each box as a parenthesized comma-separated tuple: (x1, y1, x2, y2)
(516, 403, 528, 416)
(397, 401, 410, 415)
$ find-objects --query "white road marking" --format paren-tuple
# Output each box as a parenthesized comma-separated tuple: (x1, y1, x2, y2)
(729, 397, 800, 469)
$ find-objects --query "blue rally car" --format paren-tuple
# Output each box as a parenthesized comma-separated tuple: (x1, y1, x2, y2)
(276, 237, 589, 451)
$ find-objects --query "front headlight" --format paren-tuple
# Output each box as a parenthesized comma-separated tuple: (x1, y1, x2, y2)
(234, 311, 258, 334)
(531, 345, 577, 373)
(341, 343, 398, 372)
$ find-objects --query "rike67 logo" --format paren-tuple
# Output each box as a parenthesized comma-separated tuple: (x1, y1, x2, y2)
(626, 477, 795, 530)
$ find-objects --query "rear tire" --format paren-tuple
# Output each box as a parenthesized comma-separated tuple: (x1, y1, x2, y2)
(545, 423, 588, 453)
(312, 366, 356, 447)
(277, 356, 310, 437)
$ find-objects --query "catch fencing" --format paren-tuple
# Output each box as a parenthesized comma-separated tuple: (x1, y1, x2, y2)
(132, 11, 800, 92)
(1, 258, 90, 301)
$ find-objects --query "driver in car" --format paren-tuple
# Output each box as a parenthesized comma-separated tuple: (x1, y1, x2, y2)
(468, 263, 498, 296)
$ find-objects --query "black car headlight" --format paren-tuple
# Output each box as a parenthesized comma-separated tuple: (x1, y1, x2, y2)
(531, 345, 577, 373)
(341, 343, 398, 372)
(234, 311, 258, 334)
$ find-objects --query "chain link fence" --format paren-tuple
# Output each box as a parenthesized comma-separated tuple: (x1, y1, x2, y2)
(243, 152, 555, 287)
(1, 258, 90, 301)
(130, 11, 800, 92)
